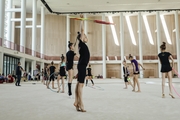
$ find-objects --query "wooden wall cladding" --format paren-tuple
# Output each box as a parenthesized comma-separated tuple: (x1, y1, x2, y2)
(44, 15, 66, 56)
(13, 14, 180, 78)
(106, 64, 121, 78)
(14, 14, 179, 60)
(106, 16, 120, 56)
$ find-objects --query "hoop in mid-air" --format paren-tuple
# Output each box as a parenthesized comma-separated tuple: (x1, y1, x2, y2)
(69, 16, 115, 25)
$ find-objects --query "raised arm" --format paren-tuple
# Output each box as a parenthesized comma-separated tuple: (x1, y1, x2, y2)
(80, 15, 85, 41)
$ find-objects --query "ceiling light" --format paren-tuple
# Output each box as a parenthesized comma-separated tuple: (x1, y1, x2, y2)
(108, 16, 119, 46)
(143, 15, 154, 45)
(125, 16, 137, 45)
(160, 15, 172, 44)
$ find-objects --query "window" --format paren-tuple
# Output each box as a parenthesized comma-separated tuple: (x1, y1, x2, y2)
(3, 54, 20, 76)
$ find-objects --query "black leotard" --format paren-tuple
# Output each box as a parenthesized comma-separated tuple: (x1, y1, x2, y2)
(158, 52, 172, 72)
(66, 50, 76, 71)
(77, 40, 90, 83)
(87, 68, 92, 76)
(49, 66, 56, 81)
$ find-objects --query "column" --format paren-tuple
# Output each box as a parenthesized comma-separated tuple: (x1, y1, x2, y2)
(120, 13, 124, 79)
(7, 0, 12, 43)
(0, 0, 5, 46)
(20, 57, 25, 75)
(138, 13, 143, 78)
(20, 0, 26, 53)
(102, 14, 106, 78)
(26, 62, 30, 73)
(11, 5, 16, 45)
(66, 14, 70, 52)
(0, 52, 4, 74)
(41, 6, 45, 58)
(32, 0, 37, 56)
(156, 12, 161, 78)
(175, 11, 180, 74)
(31, 60, 36, 77)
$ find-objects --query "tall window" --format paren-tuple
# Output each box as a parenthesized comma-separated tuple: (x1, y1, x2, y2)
(3, 54, 20, 76)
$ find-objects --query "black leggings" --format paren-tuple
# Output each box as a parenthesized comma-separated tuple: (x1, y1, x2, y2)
(77, 64, 86, 83)
(124, 76, 128, 82)
(16, 75, 21, 85)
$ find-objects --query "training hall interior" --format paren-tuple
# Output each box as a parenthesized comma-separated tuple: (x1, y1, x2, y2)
(0, 0, 180, 120)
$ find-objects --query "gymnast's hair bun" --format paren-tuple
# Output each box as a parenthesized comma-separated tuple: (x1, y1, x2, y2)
(77, 31, 80, 35)
(160, 42, 166, 50)
(162, 42, 166, 45)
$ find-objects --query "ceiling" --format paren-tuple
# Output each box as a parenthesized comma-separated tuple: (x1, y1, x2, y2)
(12, 0, 180, 14)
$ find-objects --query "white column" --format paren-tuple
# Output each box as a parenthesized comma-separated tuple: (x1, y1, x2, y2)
(0, 0, 5, 45)
(7, 0, 12, 43)
(156, 12, 161, 78)
(11, 5, 16, 44)
(31, 60, 36, 77)
(20, 57, 25, 75)
(0, 52, 4, 74)
(66, 14, 70, 52)
(26, 62, 30, 73)
(40, 6, 45, 58)
(32, 0, 37, 56)
(138, 13, 143, 78)
(102, 14, 106, 78)
(120, 13, 124, 79)
(175, 11, 180, 74)
(20, 0, 26, 53)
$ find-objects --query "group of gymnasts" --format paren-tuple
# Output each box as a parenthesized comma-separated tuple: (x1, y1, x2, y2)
(43, 14, 175, 113)
(41, 15, 91, 112)
(122, 42, 175, 99)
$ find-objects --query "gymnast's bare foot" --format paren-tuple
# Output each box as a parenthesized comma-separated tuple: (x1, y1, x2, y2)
(73, 103, 80, 111)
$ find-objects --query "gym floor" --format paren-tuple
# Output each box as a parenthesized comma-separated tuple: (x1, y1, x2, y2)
(0, 78, 180, 120)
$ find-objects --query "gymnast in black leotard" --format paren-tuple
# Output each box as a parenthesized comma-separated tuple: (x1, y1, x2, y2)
(57, 54, 66, 93)
(47, 61, 56, 89)
(122, 61, 133, 89)
(66, 41, 77, 97)
(85, 65, 94, 86)
(158, 42, 175, 98)
(74, 15, 90, 112)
